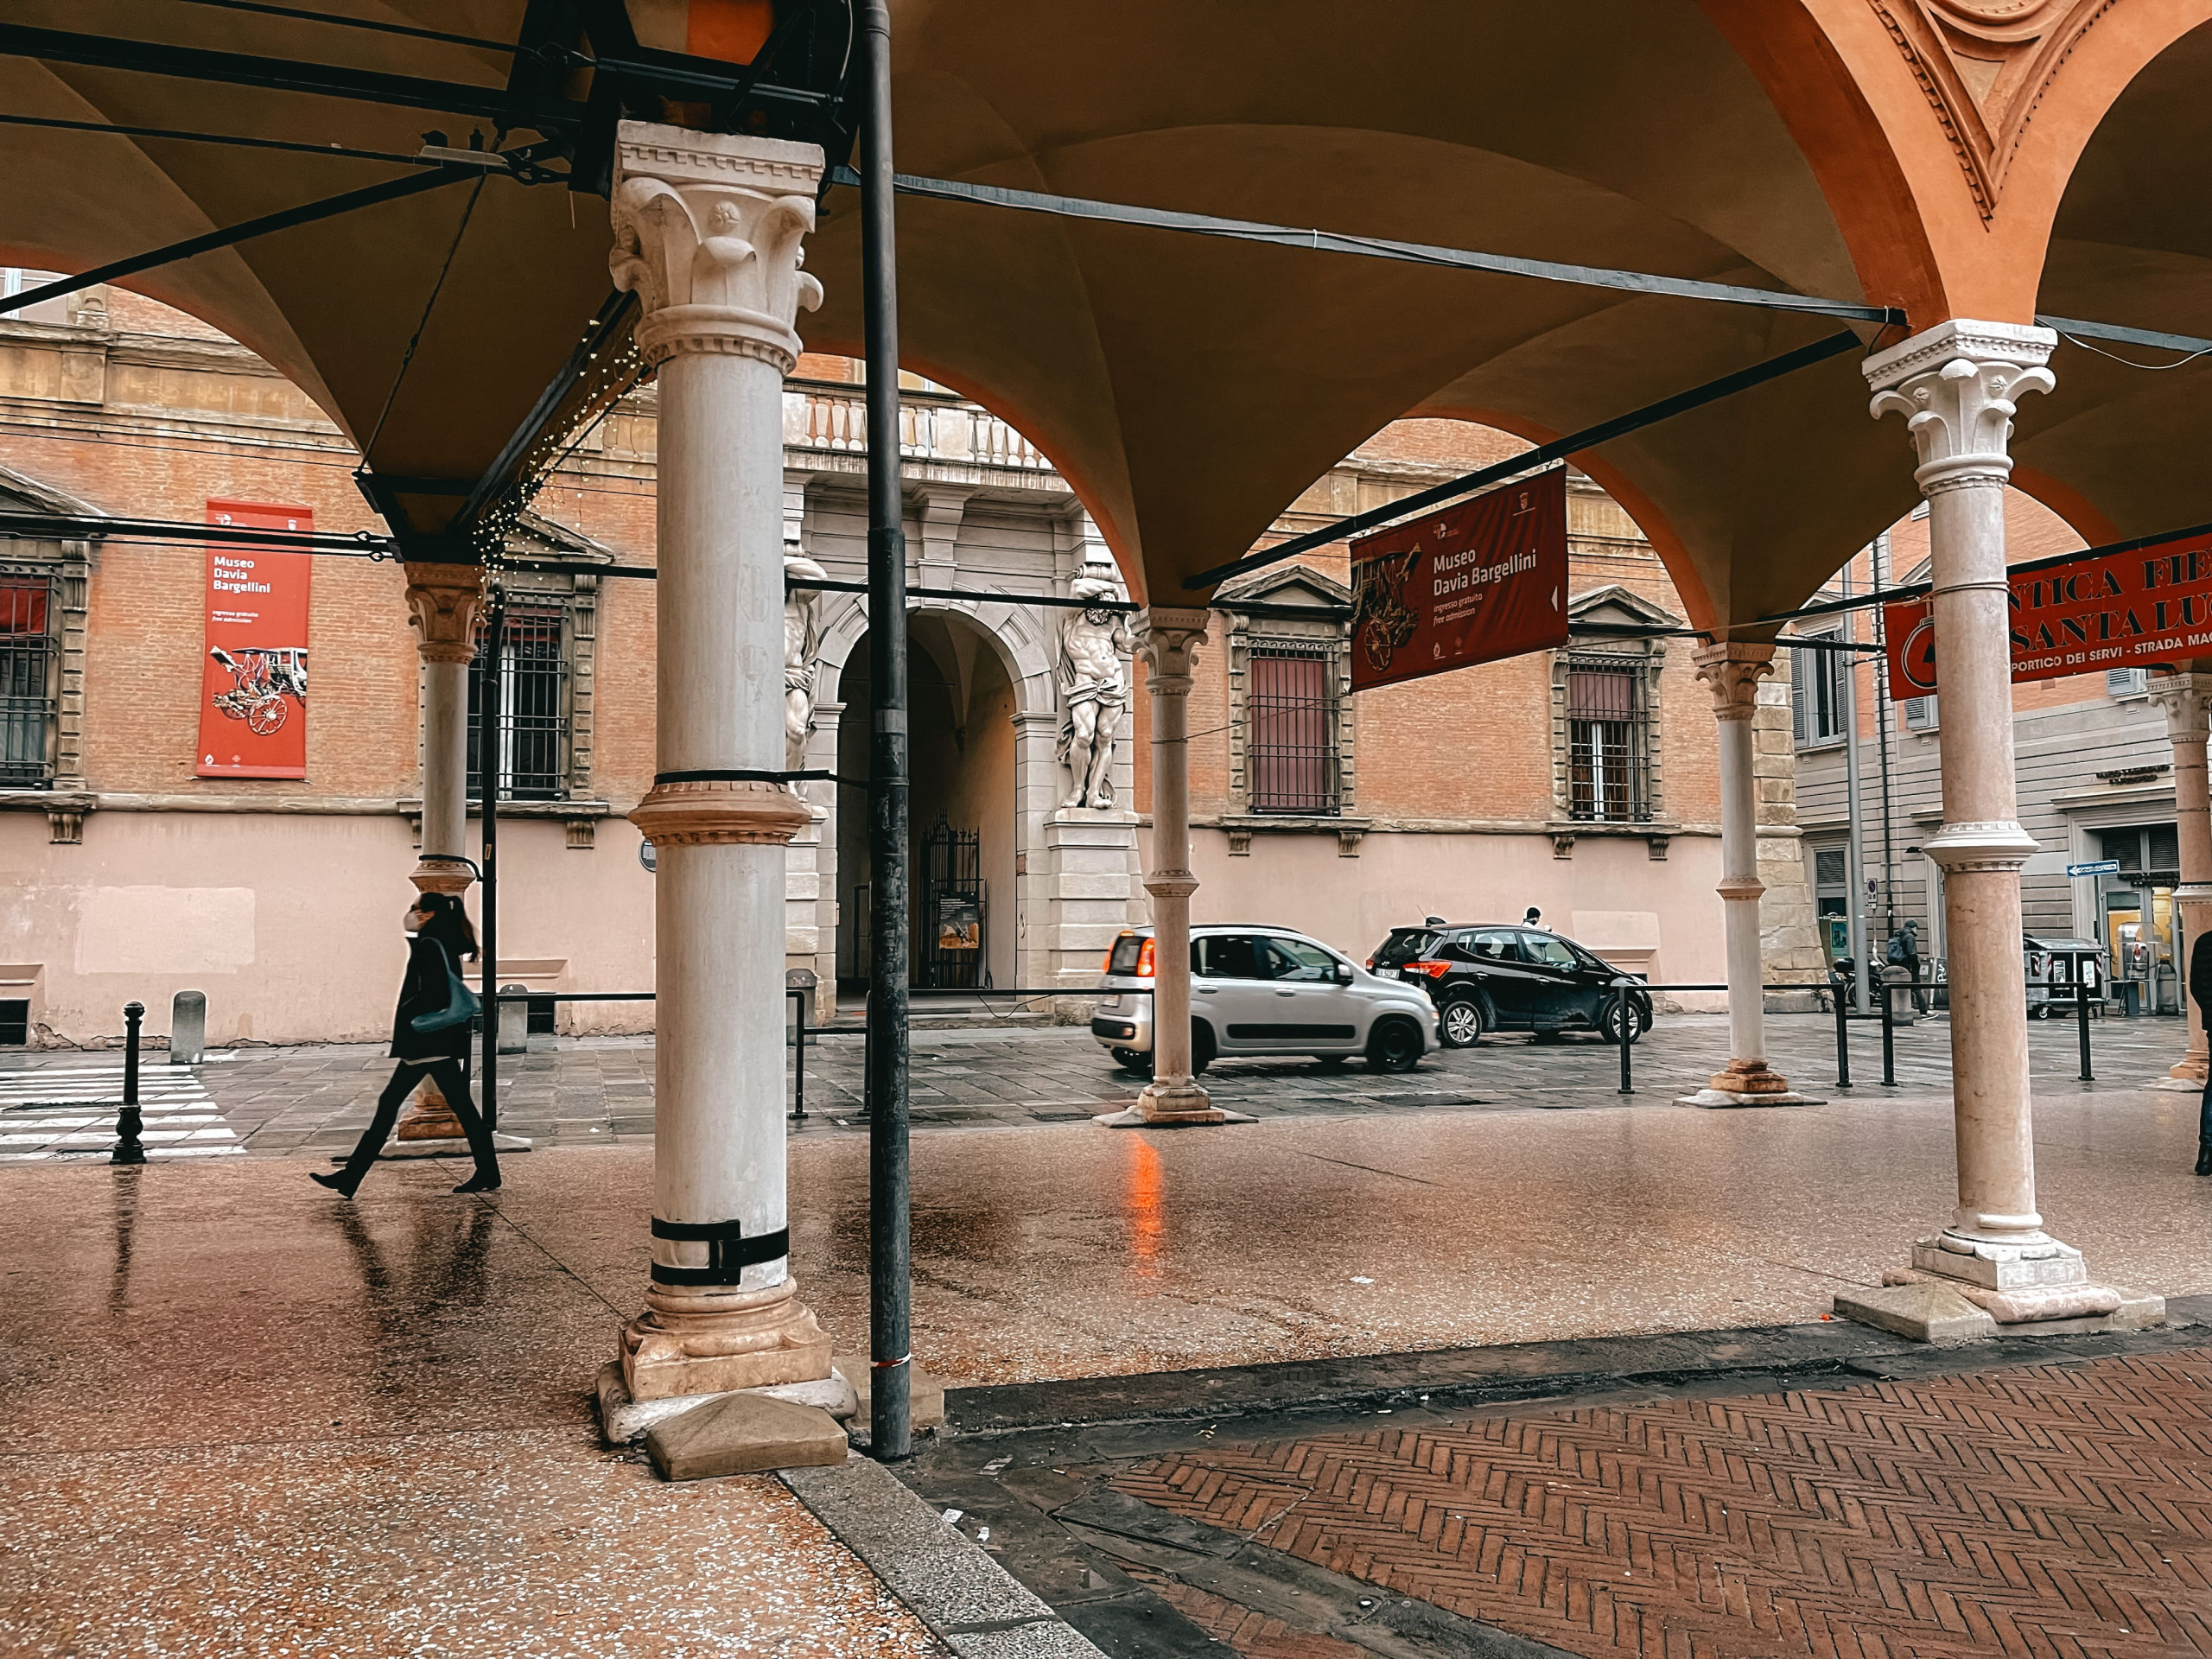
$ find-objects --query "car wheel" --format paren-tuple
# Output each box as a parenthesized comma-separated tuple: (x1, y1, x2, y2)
(1599, 1001, 1643, 1046)
(1192, 1021, 1217, 1077)
(1438, 995, 1485, 1048)
(1110, 1047, 1151, 1076)
(1365, 1016, 1422, 1073)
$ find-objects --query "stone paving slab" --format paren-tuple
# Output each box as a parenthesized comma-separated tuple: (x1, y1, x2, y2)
(0, 1010, 2187, 1160)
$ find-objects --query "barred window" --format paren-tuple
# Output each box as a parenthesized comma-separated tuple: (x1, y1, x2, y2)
(0, 568, 57, 787)
(468, 601, 569, 801)
(1567, 662, 1648, 823)
(1246, 645, 1338, 813)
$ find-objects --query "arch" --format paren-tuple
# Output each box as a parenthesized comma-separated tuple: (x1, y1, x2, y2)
(814, 593, 1056, 713)
(1701, 0, 2212, 323)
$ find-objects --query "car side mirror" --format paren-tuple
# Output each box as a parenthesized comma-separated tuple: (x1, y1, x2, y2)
(1334, 962, 1355, 984)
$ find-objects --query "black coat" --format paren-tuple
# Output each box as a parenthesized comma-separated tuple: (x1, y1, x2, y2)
(391, 935, 474, 1063)
(2191, 930, 2212, 1016)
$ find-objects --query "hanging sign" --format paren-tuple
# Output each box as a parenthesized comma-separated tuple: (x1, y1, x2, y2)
(1350, 467, 1567, 692)
(196, 499, 313, 778)
(1885, 527, 2212, 699)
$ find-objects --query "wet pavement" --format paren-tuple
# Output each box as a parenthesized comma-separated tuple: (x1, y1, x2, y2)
(0, 1009, 2190, 1161)
(4, 1061, 2208, 1656)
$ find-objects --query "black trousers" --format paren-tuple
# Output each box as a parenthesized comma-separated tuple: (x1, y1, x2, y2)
(337, 1056, 499, 1186)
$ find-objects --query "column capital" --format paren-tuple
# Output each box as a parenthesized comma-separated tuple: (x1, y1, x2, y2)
(609, 122, 824, 372)
(1691, 641, 1776, 721)
(1865, 319, 2056, 495)
(1135, 607, 1209, 690)
(2146, 670, 2212, 739)
(403, 562, 484, 665)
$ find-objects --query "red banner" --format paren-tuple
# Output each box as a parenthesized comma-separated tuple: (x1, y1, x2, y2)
(196, 499, 312, 778)
(1885, 527, 2212, 699)
(1351, 468, 1567, 692)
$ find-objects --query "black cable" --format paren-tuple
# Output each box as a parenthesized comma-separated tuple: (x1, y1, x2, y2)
(359, 172, 487, 462)
(0, 111, 440, 168)
(149, 0, 531, 55)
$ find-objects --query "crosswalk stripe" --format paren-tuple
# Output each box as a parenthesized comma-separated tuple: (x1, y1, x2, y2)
(0, 1068, 242, 1158)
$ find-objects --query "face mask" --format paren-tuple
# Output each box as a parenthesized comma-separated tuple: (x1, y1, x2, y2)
(404, 911, 426, 934)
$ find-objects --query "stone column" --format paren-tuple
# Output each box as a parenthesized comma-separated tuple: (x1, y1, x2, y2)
(1119, 608, 1229, 1125)
(603, 123, 833, 1414)
(2147, 673, 2212, 1090)
(398, 563, 483, 1141)
(1853, 319, 2154, 1336)
(1685, 645, 1798, 1103)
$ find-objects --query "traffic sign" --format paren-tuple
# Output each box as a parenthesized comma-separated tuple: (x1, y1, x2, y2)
(2067, 859, 2121, 877)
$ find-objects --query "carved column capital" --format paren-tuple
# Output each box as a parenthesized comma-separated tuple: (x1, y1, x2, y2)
(1691, 642, 1776, 721)
(609, 122, 825, 372)
(1865, 320, 2055, 495)
(1136, 607, 1210, 693)
(2147, 671, 2212, 743)
(403, 563, 485, 664)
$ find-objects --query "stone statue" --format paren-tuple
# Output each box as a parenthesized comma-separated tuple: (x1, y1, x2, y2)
(1058, 556, 1133, 809)
(785, 553, 826, 791)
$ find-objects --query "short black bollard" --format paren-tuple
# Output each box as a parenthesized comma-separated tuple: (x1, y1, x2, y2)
(1614, 982, 1633, 1096)
(1832, 973, 1852, 1089)
(1878, 978, 1897, 1086)
(111, 1000, 146, 1166)
(2075, 975, 2094, 1082)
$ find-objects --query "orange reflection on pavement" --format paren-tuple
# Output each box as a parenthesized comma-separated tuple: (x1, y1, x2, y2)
(1124, 1135, 1164, 1277)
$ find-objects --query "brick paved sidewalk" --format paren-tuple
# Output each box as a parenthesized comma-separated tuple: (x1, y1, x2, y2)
(902, 1313, 2212, 1659)
(0, 1009, 2190, 1161)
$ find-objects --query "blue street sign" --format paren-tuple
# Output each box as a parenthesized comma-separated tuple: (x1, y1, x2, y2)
(2067, 859, 2121, 877)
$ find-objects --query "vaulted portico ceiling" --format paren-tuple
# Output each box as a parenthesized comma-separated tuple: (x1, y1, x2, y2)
(1, 2, 2209, 637)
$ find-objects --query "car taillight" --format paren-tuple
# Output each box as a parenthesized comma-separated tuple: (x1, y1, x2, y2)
(1136, 938, 1155, 977)
(1404, 960, 1452, 978)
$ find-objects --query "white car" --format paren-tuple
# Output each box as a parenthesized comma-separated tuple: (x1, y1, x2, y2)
(1090, 924, 1440, 1076)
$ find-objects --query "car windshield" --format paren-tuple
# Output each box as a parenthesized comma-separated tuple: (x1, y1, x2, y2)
(1107, 935, 1146, 975)
(1374, 928, 1440, 967)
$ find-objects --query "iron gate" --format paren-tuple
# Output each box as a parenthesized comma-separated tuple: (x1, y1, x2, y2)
(917, 815, 986, 988)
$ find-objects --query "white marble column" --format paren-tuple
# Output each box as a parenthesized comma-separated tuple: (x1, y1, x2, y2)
(607, 123, 832, 1405)
(398, 563, 482, 1141)
(1687, 644, 1798, 1103)
(1860, 320, 2151, 1332)
(1128, 608, 1227, 1124)
(2147, 673, 2212, 1090)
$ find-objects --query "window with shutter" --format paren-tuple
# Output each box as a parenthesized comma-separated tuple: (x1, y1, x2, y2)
(1903, 695, 1937, 730)
(1791, 637, 1844, 745)
(2107, 667, 2149, 699)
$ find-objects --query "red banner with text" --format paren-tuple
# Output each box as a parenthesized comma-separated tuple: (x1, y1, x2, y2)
(1350, 467, 1568, 693)
(196, 499, 312, 778)
(1885, 527, 2212, 699)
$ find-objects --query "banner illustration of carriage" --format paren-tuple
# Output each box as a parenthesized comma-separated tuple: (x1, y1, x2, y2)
(208, 645, 308, 736)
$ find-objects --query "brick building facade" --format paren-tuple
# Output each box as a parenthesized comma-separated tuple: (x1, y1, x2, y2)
(0, 281, 1815, 1046)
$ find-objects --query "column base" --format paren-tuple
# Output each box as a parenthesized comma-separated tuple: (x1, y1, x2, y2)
(594, 1358, 857, 1446)
(620, 1274, 833, 1403)
(1832, 1225, 2164, 1343)
(1095, 1077, 1255, 1128)
(2146, 1055, 2206, 1092)
(1677, 1058, 1817, 1108)
(409, 856, 474, 897)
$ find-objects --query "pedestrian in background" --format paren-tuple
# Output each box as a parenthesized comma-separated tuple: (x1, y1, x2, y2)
(1888, 918, 1926, 1014)
(2191, 928, 2212, 1175)
(313, 892, 500, 1198)
(1524, 906, 1543, 930)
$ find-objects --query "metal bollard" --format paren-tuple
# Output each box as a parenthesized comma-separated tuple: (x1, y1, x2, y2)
(111, 1001, 147, 1166)
(1879, 977, 1897, 1086)
(169, 989, 206, 1065)
(2076, 975, 2094, 1082)
(1832, 974, 1852, 1089)
(1614, 982, 1633, 1095)
(789, 987, 809, 1121)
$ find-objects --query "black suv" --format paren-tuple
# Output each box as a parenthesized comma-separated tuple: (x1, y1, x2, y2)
(1369, 923, 1653, 1048)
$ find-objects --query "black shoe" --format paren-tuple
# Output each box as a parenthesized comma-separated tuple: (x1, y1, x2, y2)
(452, 1173, 501, 1194)
(310, 1170, 359, 1199)
(2196, 1142, 2211, 1177)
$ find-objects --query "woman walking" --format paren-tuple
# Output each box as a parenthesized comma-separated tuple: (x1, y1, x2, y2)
(313, 892, 501, 1198)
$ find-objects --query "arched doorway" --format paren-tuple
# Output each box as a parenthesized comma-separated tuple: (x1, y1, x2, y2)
(835, 610, 1022, 991)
